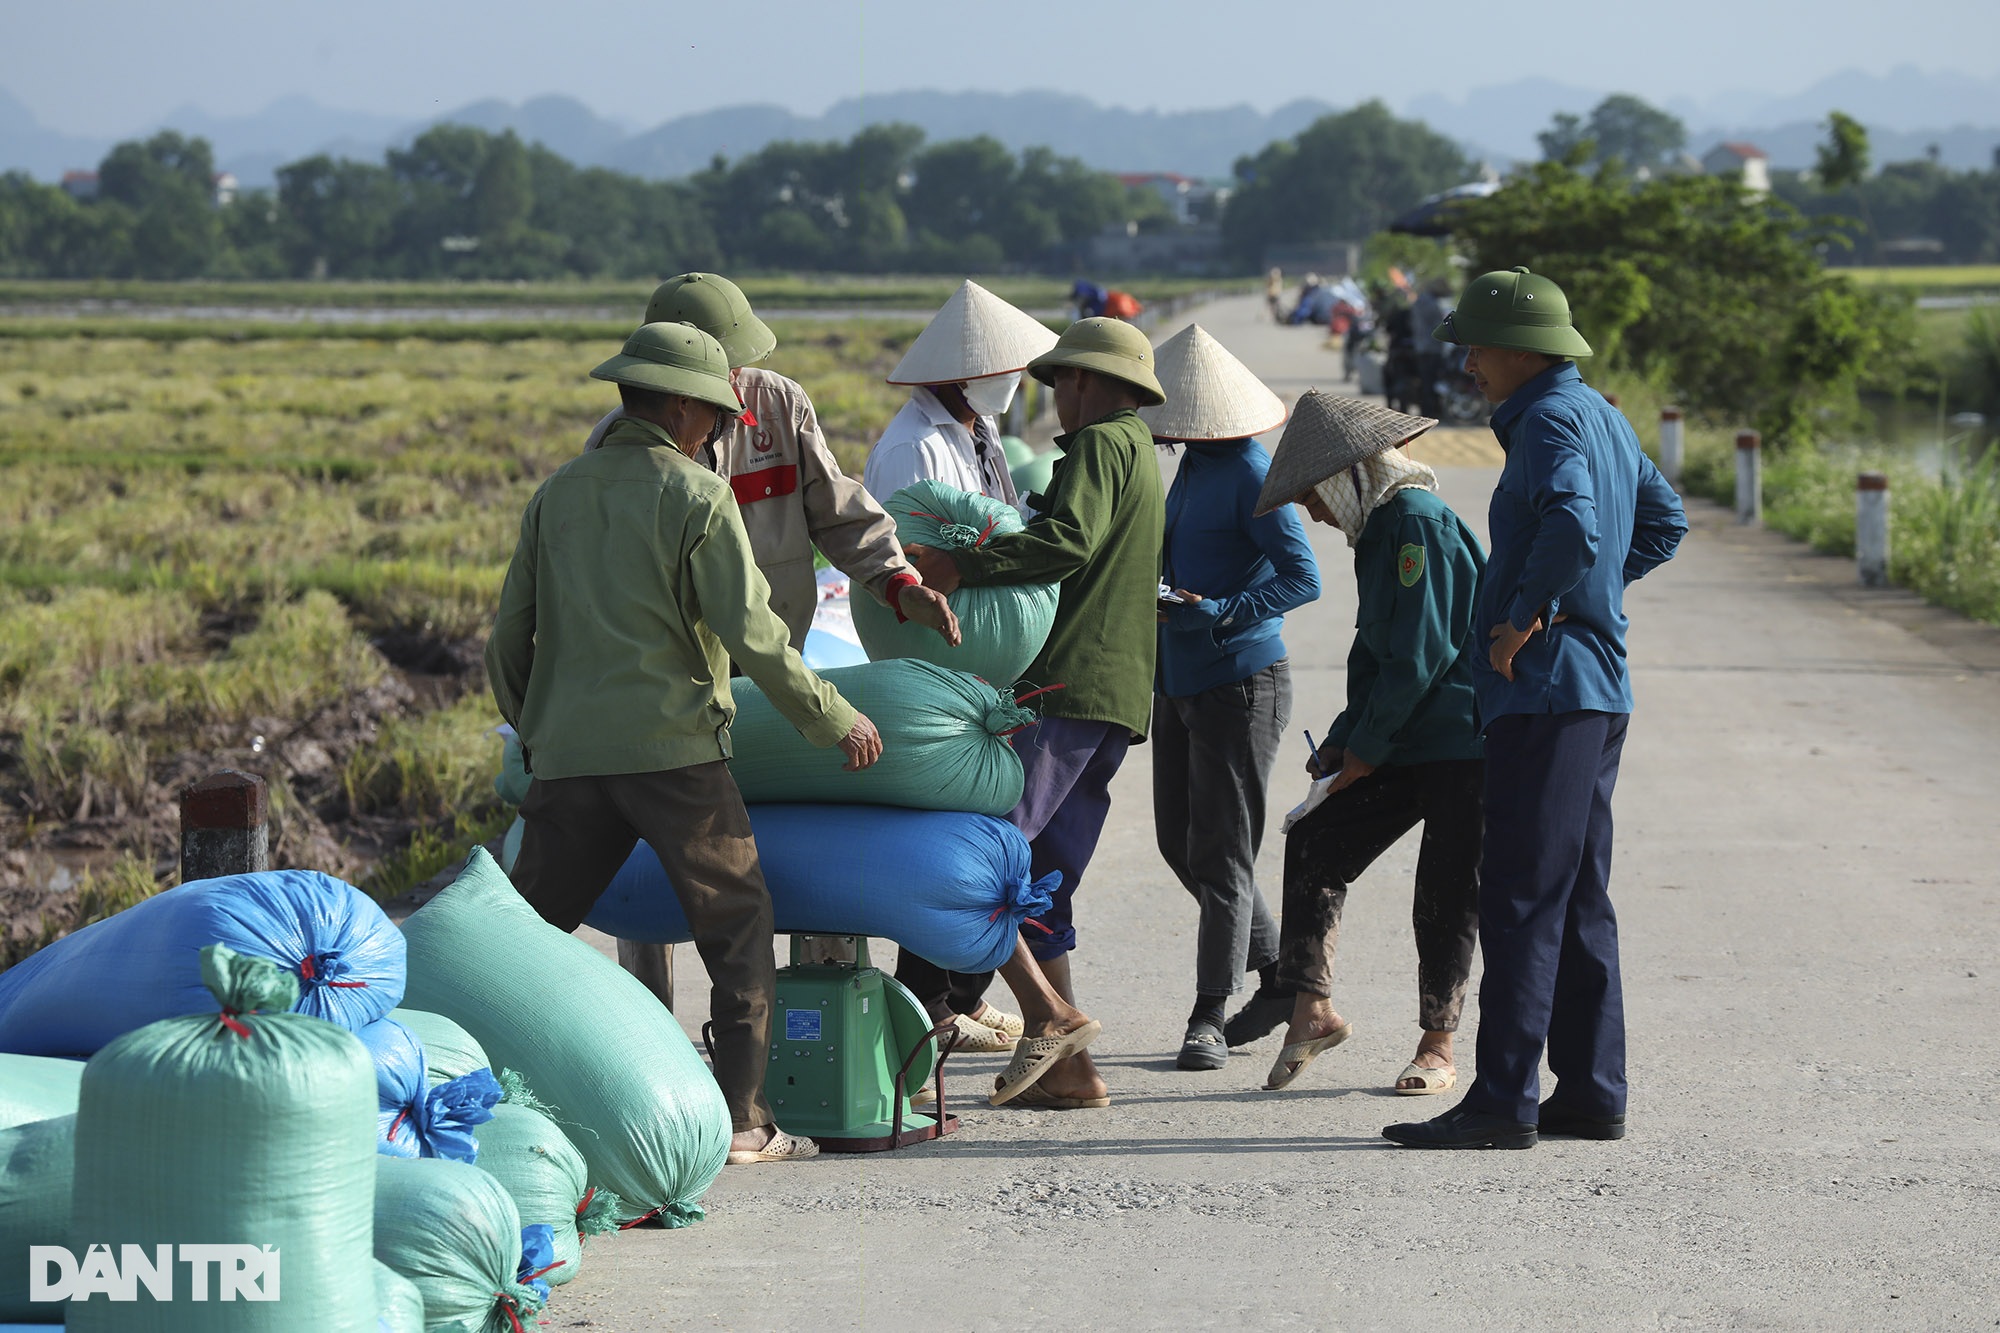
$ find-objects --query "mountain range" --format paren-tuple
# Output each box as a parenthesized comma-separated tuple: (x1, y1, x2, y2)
(5, 65, 1998, 189)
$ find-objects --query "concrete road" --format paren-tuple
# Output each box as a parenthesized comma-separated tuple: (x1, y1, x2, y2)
(551, 296, 2000, 1330)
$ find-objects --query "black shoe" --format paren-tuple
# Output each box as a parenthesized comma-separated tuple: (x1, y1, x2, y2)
(1176, 1020, 1228, 1071)
(1221, 986, 1294, 1047)
(1382, 1104, 1537, 1150)
(1537, 1099, 1627, 1140)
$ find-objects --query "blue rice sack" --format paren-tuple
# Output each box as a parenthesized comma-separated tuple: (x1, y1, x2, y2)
(849, 480, 1059, 688)
(0, 869, 404, 1058)
(399, 850, 730, 1229)
(727, 659, 1031, 816)
(0, 1055, 82, 1130)
(585, 806, 1058, 973)
(386, 1008, 490, 1087)
(357, 1018, 500, 1162)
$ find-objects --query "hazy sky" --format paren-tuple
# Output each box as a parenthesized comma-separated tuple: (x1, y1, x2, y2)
(6, 0, 1999, 135)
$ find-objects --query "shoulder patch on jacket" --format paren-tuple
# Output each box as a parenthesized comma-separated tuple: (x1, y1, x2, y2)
(1398, 543, 1426, 587)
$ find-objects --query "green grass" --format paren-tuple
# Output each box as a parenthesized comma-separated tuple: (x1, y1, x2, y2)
(1844, 265, 2000, 295)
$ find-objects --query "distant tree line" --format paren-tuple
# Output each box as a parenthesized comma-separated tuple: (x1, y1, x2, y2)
(0, 123, 1174, 280)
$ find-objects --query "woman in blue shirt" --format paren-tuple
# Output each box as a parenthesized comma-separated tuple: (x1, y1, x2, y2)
(1147, 326, 1321, 1072)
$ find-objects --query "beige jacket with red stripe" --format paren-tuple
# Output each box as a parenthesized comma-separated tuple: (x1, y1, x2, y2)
(584, 366, 912, 648)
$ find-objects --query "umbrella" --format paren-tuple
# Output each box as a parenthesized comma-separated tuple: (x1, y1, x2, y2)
(1387, 180, 1502, 237)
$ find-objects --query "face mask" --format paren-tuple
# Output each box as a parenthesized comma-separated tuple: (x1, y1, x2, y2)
(959, 372, 1020, 417)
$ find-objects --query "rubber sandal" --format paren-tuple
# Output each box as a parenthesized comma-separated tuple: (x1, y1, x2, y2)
(1262, 1022, 1354, 1091)
(968, 1002, 1025, 1040)
(1001, 1080, 1111, 1111)
(1176, 1020, 1228, 1071)
(726, 1130, 820, 1165)
(909, 1084, 937, 1108)
(950, 1011, 1016, 1053)
(989, 1020, 1102, 1106)
(1394, 1062, 1457, 1095)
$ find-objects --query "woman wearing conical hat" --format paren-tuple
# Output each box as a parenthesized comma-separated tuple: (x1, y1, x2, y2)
(1242, 392, 1487, 1096)
(1142, 326, 1322, 1073)
(864, 281, 1058, 508)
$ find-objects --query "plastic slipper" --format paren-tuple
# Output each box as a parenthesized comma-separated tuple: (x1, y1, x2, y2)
(989, 1019, 1102, 1106)
(1001, 1080, 1111, 1111)
(950, 1011, 1016, 1053)
(968, 1002, 1025, 1039)
(1393, 1062, 1457, 1095)
(726, 1131, 821, 1165)
(1262, 1022, 1354, 1091)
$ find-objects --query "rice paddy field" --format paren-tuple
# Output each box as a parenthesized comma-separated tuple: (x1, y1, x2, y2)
(0, 309, 938, 964)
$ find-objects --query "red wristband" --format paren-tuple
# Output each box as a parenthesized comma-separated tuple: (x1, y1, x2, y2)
(884, 571, 920, 623)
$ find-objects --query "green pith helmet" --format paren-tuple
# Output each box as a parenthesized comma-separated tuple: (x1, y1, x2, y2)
(1434, 266, 1593, 358)
(1024, 316, 1167, 406)
(589, 322, 744, 415)
(643, 273, 777, 368)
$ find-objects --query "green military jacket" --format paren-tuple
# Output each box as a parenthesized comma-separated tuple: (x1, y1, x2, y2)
(952, 408, 1165, 739)
(1326, 488, 1485, 767)
(485, 416, 855, 780)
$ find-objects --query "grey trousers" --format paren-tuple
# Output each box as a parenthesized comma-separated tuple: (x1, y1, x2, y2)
(512, 761, 776, 1133)
(1152, 660, 1290, 997)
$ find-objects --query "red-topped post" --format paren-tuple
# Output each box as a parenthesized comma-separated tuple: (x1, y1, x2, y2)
(180, 770, 269, 881)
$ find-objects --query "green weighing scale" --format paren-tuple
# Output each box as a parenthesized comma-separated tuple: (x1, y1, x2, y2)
(708, 934, 962, 1153)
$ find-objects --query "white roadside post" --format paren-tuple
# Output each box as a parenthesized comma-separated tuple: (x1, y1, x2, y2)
(1857, 471, 1890, 587)
(1659, 407, 1685, 487)
(1735, 430, 1762, 525)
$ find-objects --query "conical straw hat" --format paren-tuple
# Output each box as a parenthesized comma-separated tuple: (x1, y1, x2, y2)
(1139, 324, 1287, 442)
(888, 280, 1060, 385)
(1253, 392, 1438, 516)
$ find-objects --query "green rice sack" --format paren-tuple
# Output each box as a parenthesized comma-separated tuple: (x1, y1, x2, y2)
(0, 1055, 82, 1130)
(849, 480, 1059, 688)
(471, 1074, 621, 1288)
(373, 1261, 423, 1333)
(66, 945, 378, 1332)
(372, 1157, 541, 1333)
(0, 1114, 74, 1322)
(727, 659, 1031, 817)
(384, 1009, 490, 1087)
(398, 850, 730, 1228)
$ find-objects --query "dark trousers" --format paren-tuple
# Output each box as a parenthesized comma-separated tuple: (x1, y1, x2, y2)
(1275, 759, 1482, 1030)
(1463, 711, 1629, 1123)
(1152, 662, 1289, 997)
(895, 716, 1131, 1014)
(512, 761, 775, 1133)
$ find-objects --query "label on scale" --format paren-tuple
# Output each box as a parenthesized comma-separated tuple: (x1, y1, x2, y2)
(786, 1009, 823, 1041)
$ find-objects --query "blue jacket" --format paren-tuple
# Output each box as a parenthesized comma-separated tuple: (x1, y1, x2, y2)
(1156, 438, 1321, 697)
(1475, 361, 1688, 723)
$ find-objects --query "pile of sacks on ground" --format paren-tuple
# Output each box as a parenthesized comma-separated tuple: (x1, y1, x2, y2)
(0, 853, 730, 1331)
(496, 480, 1065, 978)
(0, 481, 1064, 1330)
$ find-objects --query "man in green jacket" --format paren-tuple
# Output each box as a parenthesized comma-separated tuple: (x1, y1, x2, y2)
(908, 317, 1168, 1109)
(485, 320, 883, 1165)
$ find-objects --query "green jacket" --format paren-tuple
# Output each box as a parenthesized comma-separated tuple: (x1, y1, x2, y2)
(1326, 488, 1485, 767)
(952, 408, 1164, 739)
(485, 416, 855, 780)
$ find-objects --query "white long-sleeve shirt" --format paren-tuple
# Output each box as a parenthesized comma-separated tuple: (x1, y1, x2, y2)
(862, 387, 1019, 507)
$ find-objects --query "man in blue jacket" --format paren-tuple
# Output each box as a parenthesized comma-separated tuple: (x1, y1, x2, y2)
(1385, 268, 1688, 1150)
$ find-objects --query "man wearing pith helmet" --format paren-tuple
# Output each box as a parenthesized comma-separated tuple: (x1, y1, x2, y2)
(585, 272, 959, 648)
(906, 317, 1168, 1111)
(488, 321, 887, 1166)
(1383, 267, 1688, 1150)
